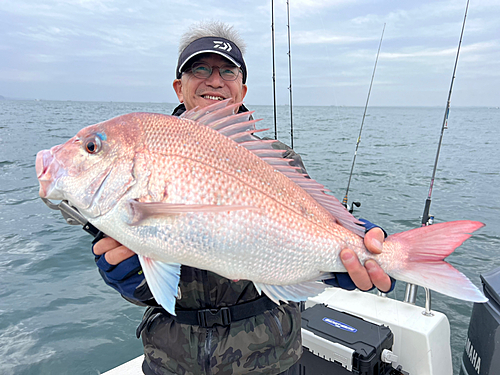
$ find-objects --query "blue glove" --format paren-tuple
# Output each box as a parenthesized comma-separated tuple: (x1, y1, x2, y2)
(92, 242, 154, 304)
(357, 218, 388, 236)
(324, 219, 396, 293)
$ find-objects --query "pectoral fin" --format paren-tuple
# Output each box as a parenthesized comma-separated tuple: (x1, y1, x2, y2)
(128, 199, 260, 225)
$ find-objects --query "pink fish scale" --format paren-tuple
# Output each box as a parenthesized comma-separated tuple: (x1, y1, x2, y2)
(135, 115, 360, 282)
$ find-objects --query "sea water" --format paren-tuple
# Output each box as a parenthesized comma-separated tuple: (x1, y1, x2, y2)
(1, 100, 499, 374)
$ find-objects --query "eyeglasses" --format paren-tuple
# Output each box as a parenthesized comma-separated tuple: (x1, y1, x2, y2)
(187, 62, 241, 81)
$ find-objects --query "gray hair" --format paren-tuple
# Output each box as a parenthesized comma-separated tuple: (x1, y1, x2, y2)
(178, 21, 247, 57)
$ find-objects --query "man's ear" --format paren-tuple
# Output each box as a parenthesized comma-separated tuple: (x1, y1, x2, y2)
(241, 84, 248, 101)
(173, 79, 183, 103)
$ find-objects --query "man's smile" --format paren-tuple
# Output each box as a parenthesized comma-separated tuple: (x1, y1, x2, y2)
(201, 94, 225, 101)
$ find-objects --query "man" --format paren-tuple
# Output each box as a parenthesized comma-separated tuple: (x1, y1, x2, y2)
(93, 21, 393, 375)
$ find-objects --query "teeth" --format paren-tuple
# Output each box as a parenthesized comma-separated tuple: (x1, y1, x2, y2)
(203, 95, 224, 101)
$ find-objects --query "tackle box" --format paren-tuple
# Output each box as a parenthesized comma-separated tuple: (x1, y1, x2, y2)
(298, 304, 396, 375)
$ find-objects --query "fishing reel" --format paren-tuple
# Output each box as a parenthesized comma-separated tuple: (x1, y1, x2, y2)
(344, 201, 361, 214)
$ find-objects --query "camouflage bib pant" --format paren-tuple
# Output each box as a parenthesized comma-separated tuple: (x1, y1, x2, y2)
(140, 268, 303, 375)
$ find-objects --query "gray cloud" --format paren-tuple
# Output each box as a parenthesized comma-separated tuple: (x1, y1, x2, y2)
(1, 0, 498, 106)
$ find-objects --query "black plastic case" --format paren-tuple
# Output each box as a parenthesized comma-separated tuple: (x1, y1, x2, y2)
(298, 304, 394, 375)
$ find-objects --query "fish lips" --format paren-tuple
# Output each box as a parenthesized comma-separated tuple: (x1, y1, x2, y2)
(36, 149, 66, 199)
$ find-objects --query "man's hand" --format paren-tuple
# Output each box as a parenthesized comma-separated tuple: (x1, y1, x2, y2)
(340, 227, 392, 292)
(93, 237, 135, 265)
(92, 237, 153, 304)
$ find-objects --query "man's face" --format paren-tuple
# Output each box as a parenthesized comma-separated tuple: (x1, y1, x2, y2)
(173, 54, 247, 110)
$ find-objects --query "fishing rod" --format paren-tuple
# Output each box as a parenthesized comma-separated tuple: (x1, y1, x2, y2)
(271, 0, 278, 140)
(421, 0, 469, 227)
(286, 0, 294, 149)
(404, 0, 470, 306)
(342, 24, 386, 213)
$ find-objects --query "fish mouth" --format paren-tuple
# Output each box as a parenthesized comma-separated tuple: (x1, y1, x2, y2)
(36, 149, 64, 199)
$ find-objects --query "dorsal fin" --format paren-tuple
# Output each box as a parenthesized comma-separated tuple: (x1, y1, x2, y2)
(181, 101, 245, 124)
(183, 100, 364, 236)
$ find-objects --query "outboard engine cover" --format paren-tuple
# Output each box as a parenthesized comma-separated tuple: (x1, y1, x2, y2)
(460, 267, 500, 375)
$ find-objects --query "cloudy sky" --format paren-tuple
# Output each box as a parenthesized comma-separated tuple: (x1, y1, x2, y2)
(1, 0, 498, 107)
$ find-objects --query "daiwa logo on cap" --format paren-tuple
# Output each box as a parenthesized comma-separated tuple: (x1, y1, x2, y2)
(322, 317, 357, 333)
(213, 40, 232, 52)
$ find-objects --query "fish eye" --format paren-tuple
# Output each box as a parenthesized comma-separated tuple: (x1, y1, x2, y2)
(84, 136, 102, 154)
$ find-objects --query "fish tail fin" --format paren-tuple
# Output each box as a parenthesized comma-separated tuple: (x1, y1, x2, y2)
(386, 220, 487, 303)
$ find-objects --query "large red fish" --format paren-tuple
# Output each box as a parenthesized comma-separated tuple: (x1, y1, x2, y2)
(36, 100, 486, 314)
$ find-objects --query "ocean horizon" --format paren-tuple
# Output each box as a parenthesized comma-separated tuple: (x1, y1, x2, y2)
(1, 96, 498, 109)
